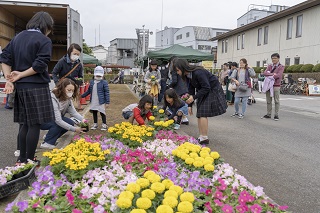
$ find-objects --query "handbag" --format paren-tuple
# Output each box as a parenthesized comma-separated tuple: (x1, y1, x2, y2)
(228, 82, 237, 92)
(238, 83, 248, 92)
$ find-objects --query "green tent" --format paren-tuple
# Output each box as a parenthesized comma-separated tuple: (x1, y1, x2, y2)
(83, 53, 99, 64)
(147, 44, 213, 62)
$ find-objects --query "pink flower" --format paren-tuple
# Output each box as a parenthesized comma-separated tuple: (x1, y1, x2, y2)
(125, 164, 132, 171)
(238, 195, 247, 205)
(278, 206, 288, 211)
(240, 190, 250, 198)
(214, 190, 223, 199)
(44, 205, 56, 212)
(250, 204, 262, 213)
(72, 209, 83, 213)
(218, 183, 227, 191)
(32, 200, 40, 208)
(204, 202, 212, 213)
(66, 190, 75, 206)
(236, 205, 248, 213)
(214, 199, 224, 207)
(222, 204, 233, 213)
(205, 189, 212, 196)
(247, 195, 255, 202)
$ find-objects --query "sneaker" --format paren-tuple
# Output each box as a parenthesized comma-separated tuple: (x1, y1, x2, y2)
(14, 150, 20, 157)
(261, 115, 271, 119)
(231, 112, 239, 117)
(199, 139, 209, 145)
(91, 123, 98, 130)
(174, 124, 180, 130)
(274, 115, 279, 121)
(238, 114, 244, 119)
(181, 121, 189, 125)
(40, 142, 56, 149)
(101, 124, 108, 131)
(43, 134, 46, 140)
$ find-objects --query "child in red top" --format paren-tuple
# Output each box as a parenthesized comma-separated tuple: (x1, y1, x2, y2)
(122, 95, 154, 125)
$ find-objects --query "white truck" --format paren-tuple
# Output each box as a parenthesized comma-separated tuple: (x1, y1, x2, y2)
(0, 0, 83, 72)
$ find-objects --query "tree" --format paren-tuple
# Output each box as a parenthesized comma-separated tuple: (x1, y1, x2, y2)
(83, 39, 93, 55)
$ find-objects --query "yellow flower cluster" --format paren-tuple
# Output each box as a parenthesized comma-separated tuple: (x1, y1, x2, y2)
(117, 171, 194, 213)
(154, 119, 175, 128)
(43, 138, 110, 170)
(108, 122, 154, 144)
(172, 142, 220, 172)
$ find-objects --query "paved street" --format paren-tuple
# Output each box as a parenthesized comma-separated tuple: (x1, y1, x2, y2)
(183, 92, 320, 213)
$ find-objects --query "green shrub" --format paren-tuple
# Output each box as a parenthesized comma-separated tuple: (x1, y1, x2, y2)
(300, 64, 314, 72)
(286, 65, 295, 73)
(252, 67, 264, 73)
(312, 64, 320, 72)
(292, 64, 303, 73)
(284, 66, 290, 73)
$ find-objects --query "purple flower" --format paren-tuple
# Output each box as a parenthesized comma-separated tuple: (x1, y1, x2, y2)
(5, 201, 15, 212)
(94, 205, 106, 213)
(16, 201, 29, 212)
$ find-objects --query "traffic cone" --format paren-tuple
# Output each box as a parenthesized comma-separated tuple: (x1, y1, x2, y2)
(80, 85, 87, 105)
(85, 83, 91, 101)
(1, 96, 7, 105)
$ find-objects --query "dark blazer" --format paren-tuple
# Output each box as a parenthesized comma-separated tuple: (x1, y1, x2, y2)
(82, 80, 110, 104)
(169, 70, 188, 96)
(52, 55, 83, 83)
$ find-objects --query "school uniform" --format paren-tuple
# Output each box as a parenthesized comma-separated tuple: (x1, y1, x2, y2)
(187, 69, 227, 118)
(0, 30, 54, 126)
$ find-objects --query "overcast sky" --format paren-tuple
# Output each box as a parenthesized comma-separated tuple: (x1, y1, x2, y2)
(19, 0, 305, 47)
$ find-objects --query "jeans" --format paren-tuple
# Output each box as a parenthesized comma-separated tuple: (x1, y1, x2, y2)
(234, 96, 249, 115)
(158, 79, 167, 102)
(40, 117, 74, 145)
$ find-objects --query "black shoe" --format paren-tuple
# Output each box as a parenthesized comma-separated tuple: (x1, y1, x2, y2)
(181, 121, 189, 125)
(261, 115, 271, 119)
(199, 139, 209, 145)
(274, 115, 279, 121)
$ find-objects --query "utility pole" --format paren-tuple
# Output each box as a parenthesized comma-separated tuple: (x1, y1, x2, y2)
(142, 25, 145, 57)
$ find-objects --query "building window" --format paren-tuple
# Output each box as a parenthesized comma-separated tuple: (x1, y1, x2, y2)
(198, 45, 211, 50)
(263, 60, 267, 67)
(296, 15, 303, 37)
(294, 57, 300, 65)
(287, 18, 293, 39)
(222, 40, 224, 53)
(256, 61, 261, 67)
(237, 35, 240, 50)
(186, 32, 190, 37)
(241, 33, 245, 49)
(285, 58, 290, 66)
(257, 28, 262, 46)
(264, 26, 269, 44)
(225, 39, 228, 53)
(176, 34, 182, 40)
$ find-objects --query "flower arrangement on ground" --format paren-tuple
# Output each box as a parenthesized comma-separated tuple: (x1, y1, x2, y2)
(108, 122, 154, 148)
(78, 119, 89, 132)
(0, 160, 36, 186)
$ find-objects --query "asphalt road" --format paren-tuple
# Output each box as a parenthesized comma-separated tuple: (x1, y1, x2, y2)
(183, 93, 320, 213)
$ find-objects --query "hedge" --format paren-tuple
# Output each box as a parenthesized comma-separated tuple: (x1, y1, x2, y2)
(312, 64, 320, 72)
(300, 64, 314, 72)
(83, 74, 134, 84)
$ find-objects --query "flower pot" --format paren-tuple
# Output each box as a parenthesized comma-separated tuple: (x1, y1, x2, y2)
(83, 126, 89, 132)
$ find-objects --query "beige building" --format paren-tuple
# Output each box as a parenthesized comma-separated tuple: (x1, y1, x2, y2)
(212, 0, 320, 68)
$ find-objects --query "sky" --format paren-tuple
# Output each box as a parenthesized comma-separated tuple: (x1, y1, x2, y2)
(16, 0, 305, 47)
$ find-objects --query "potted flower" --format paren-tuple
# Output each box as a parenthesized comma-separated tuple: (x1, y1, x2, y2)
(79, 119, 89, 132)
(181, 93, 190, 101)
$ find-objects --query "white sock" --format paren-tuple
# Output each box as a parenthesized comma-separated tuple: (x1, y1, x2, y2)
(182, 117, 189, 122)
(199, 135, 208, 141)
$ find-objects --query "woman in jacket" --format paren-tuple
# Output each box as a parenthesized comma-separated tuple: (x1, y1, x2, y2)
(172, 58, 227, 145)
(230, 58, 256, 119)
(52, 43, 83, 85)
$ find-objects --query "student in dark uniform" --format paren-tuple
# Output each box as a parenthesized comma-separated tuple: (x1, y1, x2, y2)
(172, 58, 227, 145)
(0, 11, 55, 164)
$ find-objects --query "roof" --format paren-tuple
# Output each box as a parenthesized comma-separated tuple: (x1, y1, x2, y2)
(211, 0, 320, 41)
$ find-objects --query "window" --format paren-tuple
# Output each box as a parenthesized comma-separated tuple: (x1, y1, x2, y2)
(225, 39, 228, 53)
(294, 57, 300, 65)
(241, 34, 245, 49)
(296, 15, 303, 37)
(237, 35, 241, 50)
(186, 32, 190, 37)
(287, 18, 293, 39)
(198, 45, 211, 50)
(285, 58, 290, 66)
(264, 26, 269, 44)
(263, 60, 267, 67)
(176, 34, 182, 40)
(257, 28, 262, 46)
(256, 61, 261, 67)
(222, 40, 225, 53)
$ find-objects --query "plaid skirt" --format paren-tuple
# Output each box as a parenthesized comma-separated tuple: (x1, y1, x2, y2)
(196, 86, 227, 118)
(14, 87, 55, 126)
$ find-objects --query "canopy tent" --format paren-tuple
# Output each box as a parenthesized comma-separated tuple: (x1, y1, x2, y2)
(147, 44, 214, 62)
(83, 53, 99, 64)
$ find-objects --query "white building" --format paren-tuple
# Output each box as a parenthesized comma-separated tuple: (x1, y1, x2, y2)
(155, 27, 180, 49)
(238, 4, 289, 27)
(91, 45, 108, 65)
(212, 0, 320, 68)
(107, 38, 138, 68)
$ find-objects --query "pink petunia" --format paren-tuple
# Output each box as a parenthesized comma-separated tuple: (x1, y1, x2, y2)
(222, 204, 233, 213)
(246, 195, 255, 202)
(32, 200, 40, 208)
(250, 204, 262, 213)
(214, 199, 224, 207)
(238, 195, 247, 205)
(205, 189, 212, 196)
(214, 190, 224, 199)
(236, 205, 248, 213)
(240, 190, 250, 198)
(66, 190, 75, 206)
(204, 202, 213, 213)
(44, 205, 56, 212)
(278, 206, 289, 211)
(72, 209, 83, 213)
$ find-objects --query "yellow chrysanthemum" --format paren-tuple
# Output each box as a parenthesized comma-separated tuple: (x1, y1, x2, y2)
(130, 209, 146, 213)
(203, 160, 213, 165)
(169, 185, 183, 195)
(210, 151, 220, 159)
(177, 201, 193, 213)
(156, 205, 173, 213)
(136, 178, 150, 188)
(164, 190, 178, 199)
(185, 158, 195, 165)
(150, 182, 166, 194)
(144, 171, 156, 178)
(204, 164, 215, 172)
(116, 197, 132, 209)
(118, 191, 134, 200)
(180, 192, 195, 203)
(162, 196, 178, 208)
(159, 109, 164, 114)
(149, 116, 155, 121)
(126, 183, 141, 194)
(141, 189, 156, 200)
(136, 197, 152, 210)
(193, 160, 204, 168)
(162, 179, 174, 189)
(147, 174, 161, 183)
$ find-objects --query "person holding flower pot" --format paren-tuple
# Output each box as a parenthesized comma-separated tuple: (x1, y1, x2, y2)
(172, 58, 227, 145)
(144, 60, 161, 106)
(40, 79, 86, 149)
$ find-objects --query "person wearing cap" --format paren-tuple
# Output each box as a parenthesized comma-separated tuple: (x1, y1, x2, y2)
(144, 59, 161, 105)
(81, 66, 110, 130)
